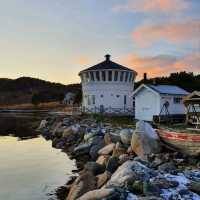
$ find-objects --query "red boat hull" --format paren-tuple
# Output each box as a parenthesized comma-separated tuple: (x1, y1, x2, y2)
(157, 129, 200, 156)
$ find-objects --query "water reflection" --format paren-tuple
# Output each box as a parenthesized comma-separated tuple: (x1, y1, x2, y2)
(0, 136, 76, 200)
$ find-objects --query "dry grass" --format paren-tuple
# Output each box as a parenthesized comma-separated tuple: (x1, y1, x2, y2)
(0, 101, 66, 110)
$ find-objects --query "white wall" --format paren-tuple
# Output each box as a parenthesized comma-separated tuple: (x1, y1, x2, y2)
(160, 95, 186, 115)
(135, 87, 160, 121)
(82, 81, 134, 109)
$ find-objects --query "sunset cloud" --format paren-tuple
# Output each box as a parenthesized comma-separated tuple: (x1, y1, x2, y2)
(75, 56, 90, 65)
(132, 19, 200, 47)
(122, 53, 200, 79)
(113, 0, 189, 13)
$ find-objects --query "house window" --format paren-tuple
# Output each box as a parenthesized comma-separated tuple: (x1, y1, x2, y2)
(120, 72, 124, 81)
(87, 96, 91, 105)
(174, 97, 182, 104)
(114, 71, 118, 81)
(102, 71, 106, 81)
(96, 71, 100, 81)
(108, 71, 112, 81)
(116, 95, 120, 98)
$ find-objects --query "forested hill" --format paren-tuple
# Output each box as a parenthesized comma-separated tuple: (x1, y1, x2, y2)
(0, 77, 81, 105)
(135, 72, 200, 92)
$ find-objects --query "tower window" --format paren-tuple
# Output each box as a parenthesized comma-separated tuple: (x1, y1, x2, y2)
(102, 71, 106, 81)
(120, 72, 124, 82)
(114, 71, 118, 81)
(125, 72, 129, 82)
(90, 72, 94, 81)
(96, 71, 100, 81)
(86, 73, 89, 82)
(129, 73, 133, 82)
(108, 71, 112, 81)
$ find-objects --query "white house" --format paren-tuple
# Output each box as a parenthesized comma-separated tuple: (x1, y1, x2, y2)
(79, 54, 137, 114)
(133, 84, 189, 121)
(63, 92, 76, 105)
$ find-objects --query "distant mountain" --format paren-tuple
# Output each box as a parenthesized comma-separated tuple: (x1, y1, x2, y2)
(135, 71, 200, 92)
(0, 77, 81, 105)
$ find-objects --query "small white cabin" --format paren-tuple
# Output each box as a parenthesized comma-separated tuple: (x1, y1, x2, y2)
(133, 84, 189, 121)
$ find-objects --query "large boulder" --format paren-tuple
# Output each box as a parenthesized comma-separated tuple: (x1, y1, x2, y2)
(67, 171, 97, 200)
(106, 160, 154, 187)
(106, 156, 119, 174)
(131, 121, 161, 158)
(120, 128, 133, 145)
(77, 188, 138, 200)
(73, 143, 92, 156)
(98, 143, 115, 155)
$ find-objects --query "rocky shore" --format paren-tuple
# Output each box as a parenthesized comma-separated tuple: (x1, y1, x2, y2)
(38, 115, 200, 200)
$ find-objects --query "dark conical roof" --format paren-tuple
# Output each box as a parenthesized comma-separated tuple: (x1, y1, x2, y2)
(79, 55, 137, 75)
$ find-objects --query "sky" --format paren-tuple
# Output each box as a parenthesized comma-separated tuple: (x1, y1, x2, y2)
(0, 0, 199, 84)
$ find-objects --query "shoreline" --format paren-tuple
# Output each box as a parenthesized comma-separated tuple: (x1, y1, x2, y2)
(38, 114, 200, 200)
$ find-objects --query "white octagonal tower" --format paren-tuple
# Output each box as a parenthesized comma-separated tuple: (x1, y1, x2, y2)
(79, 55, 137, 115)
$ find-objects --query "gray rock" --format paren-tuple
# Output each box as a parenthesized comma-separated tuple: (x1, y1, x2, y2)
(106, 156, 119, 173)
(188, 181, 200, 195)
(106, 160, 154, 187)
(89, 140, 105, 160)
(84, 162, 105, 175)
(120, 128, 133, 145)
(74, 143, 92, 155)
(158, 161, 176, 173)
(143, 181, 161, 197)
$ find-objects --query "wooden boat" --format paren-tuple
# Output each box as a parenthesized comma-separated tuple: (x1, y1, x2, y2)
(156, 129, 200, 156)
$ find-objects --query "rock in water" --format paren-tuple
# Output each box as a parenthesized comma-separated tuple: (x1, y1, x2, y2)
(120, 128, 133, 145)
(67, 171, 97, 200)
(131, 121, 161, 158)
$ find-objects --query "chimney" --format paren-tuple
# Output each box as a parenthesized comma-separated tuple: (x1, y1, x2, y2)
(105, 54, 111, 61)
(143, 73, 147, 82)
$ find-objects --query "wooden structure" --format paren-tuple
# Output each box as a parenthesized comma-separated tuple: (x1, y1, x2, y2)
(157, 129, 200, 156)
(184, 91, 200, 128)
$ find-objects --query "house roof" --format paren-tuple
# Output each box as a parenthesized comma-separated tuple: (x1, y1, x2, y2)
(133, 84, 189, 96)
(79, 54, 137, 75)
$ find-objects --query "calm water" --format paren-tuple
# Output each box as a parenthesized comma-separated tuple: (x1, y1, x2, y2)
(0, 136, 76, 200)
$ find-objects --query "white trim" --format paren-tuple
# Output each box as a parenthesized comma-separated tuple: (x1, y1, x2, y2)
(132, 84, 159, 96)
